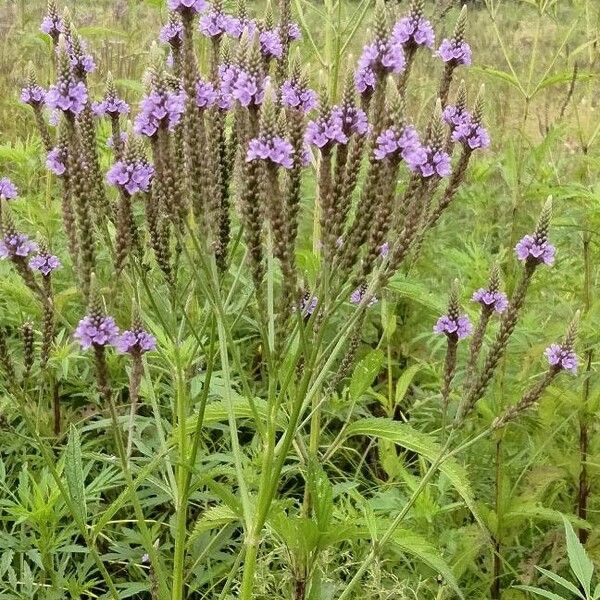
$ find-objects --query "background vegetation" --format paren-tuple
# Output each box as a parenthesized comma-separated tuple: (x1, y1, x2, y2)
(0, 0, 598, 598)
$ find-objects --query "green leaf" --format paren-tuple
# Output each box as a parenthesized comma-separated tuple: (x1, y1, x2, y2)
(64, 425, 87, 523)
(307, 459, 333, 535)
(191, 505, 239, 539)
(535, 567, 584, 599)
(563, 516, 594, 596)
(513, 585, 567, 600)
(387, 277, 445, 313)
(349, 350, 384, 401)
(342, 418, 481, 524)
(395, 364, 421, 405)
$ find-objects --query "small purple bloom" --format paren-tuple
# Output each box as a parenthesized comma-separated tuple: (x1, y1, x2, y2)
(452, 121, 490, 150)
(167, 0, 208, 14)
(46, 147, 66, 176)
(350, 285, 378, 306)
(336, 105, 369, 137)
(392, 15, 435, 49)
(46, 80, 88, 116)
(409, 145, 452, 178)
(92, 97, 130, 117)
(305, 110, 348, 149)
(545, 344, 578, 374)
(437, 38, 472, 66)
(40, 14, 64, 38)
(285, 22, 301, 41)
(374, 125, 421, 161)
(280, 79, 318, 113)
(224, 17, 257, 39)
(515, 234, 555, 266)
(300, 293, 318, 317)
(246, 136, 294, 169)
(443, 104, 471, 132)
(199, 10, 234, 37)
(70, 49, 96, 75)
(0, 178, 18, 201)
(107, 160, 154, 195)
(29, 252, 61, 276)
(355, 39, 406, 94)
(160, 20, 184, 44)
(0, 233, 38, 260)
(20, 83, 46, 106)
(115, 329, 157, 355)
(259, 29, 283, 59)
(434, 314, 472, 339)
(379, 242, 389, 257)
(74, 315, 119, 349)
(134, 89, 186, 137)
(231, 69, 269, 107)
(472, 288, 508, 313)
(195, 78, 218, 108)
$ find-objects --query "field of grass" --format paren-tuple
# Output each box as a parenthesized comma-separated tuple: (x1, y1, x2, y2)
(0, 0, 598, 599)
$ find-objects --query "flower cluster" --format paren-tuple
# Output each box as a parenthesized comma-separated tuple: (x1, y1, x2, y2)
(408, 145, 451, 178)
(305, 109, 348, 148)
(0, 178, 18, 201)
(374, 125, 420, 162)
(134, 89, 186, 137)
(443, 104, 471, 132)
(46, 79, 88, 116)
(115, 328, 157, 355)
(337, 105, 369, 137)
(20, 82, 46, 106)
(160, 18, 184, 44)
(355, 39, 405, 94)
(452, 120, 490, 150)
(75, 315, 120, 349)
(107, 159, 155, 195)
(392, 15, 435, 49)
(433, 314, 472, 339)
(40, 12, 64, 40)
(230, 68, 269, 107)
(280, 78, 318, 114)
(259, 29, 283, 59)
(93, 96, 130, 117)
(0, 233, 38, 260)
(195, 78, 218, 108)
(46, 147, 67, 176)
(199, 10, 234, 37)
(472, 288, 508, 313)
(167, 0, 207, 15)
(67, 38, 96, 76)
(545, 344, 578, 374)
(515, 234, 555, 266)
(247, 136, 294, 169)
(350, 285, 378, 306)
(437, 38, 472, 66)
(29, 252, 61, 276)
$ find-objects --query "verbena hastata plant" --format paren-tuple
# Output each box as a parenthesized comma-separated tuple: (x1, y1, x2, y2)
(0, 0, 580, 598)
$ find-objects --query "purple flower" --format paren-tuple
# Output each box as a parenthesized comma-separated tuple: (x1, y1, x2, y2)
(379, 242, 389, 257)
(74, 315, 119, 349)
(160, 19, 183, 44)
(167, 0, 208, 14)
(443, 104, 471, 132)
(355, 39, 405, 94)
(437, 38, 472, 66)
(0, 233, 38, 260)
(107, 160, 154, 195)
(259, 29, 283, 59)
(409, 145, 452, 178)
(336, 105, 369, 137)
(300, 293, 318, 317)
(472, 288, 508, 313)
(392, 15, 435, 49)
(46, 80, 88, 116)
(46, 147, 66, 176)
(224, 17, 257, 39)
(305, 110, 348, 149)
(29, 252, 61, 276)
(374, 125, 421, 161)
(280, 79, 318, 113)
(69, 46, 96, 75)
(545, 344, 578, 374)
(231, 69, 269, 107)
(199, 10, 234, 37)
(0, 178, 18, 201)
(40, 14, 64, 38)
(115, 328, 157, 355)
(285, 22, 301, 41)
(134, 89, 186, 137)
(515, 234, 555, 266)
(195, 78, 218, 108)
(433, 314, 472, 339)
(92, 97, 130, 117)
(350, 285, 378, 306)
(20, 83, 46, 106)
(452, 121, 490, 150)
(247, 136, 294, 169)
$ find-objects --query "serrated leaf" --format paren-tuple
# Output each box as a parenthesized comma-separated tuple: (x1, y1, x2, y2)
(191, 505, 239, 540)
(563, 516, 594, 595)
(349, 349, 384, 401)
(64, 425, 87, 523)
